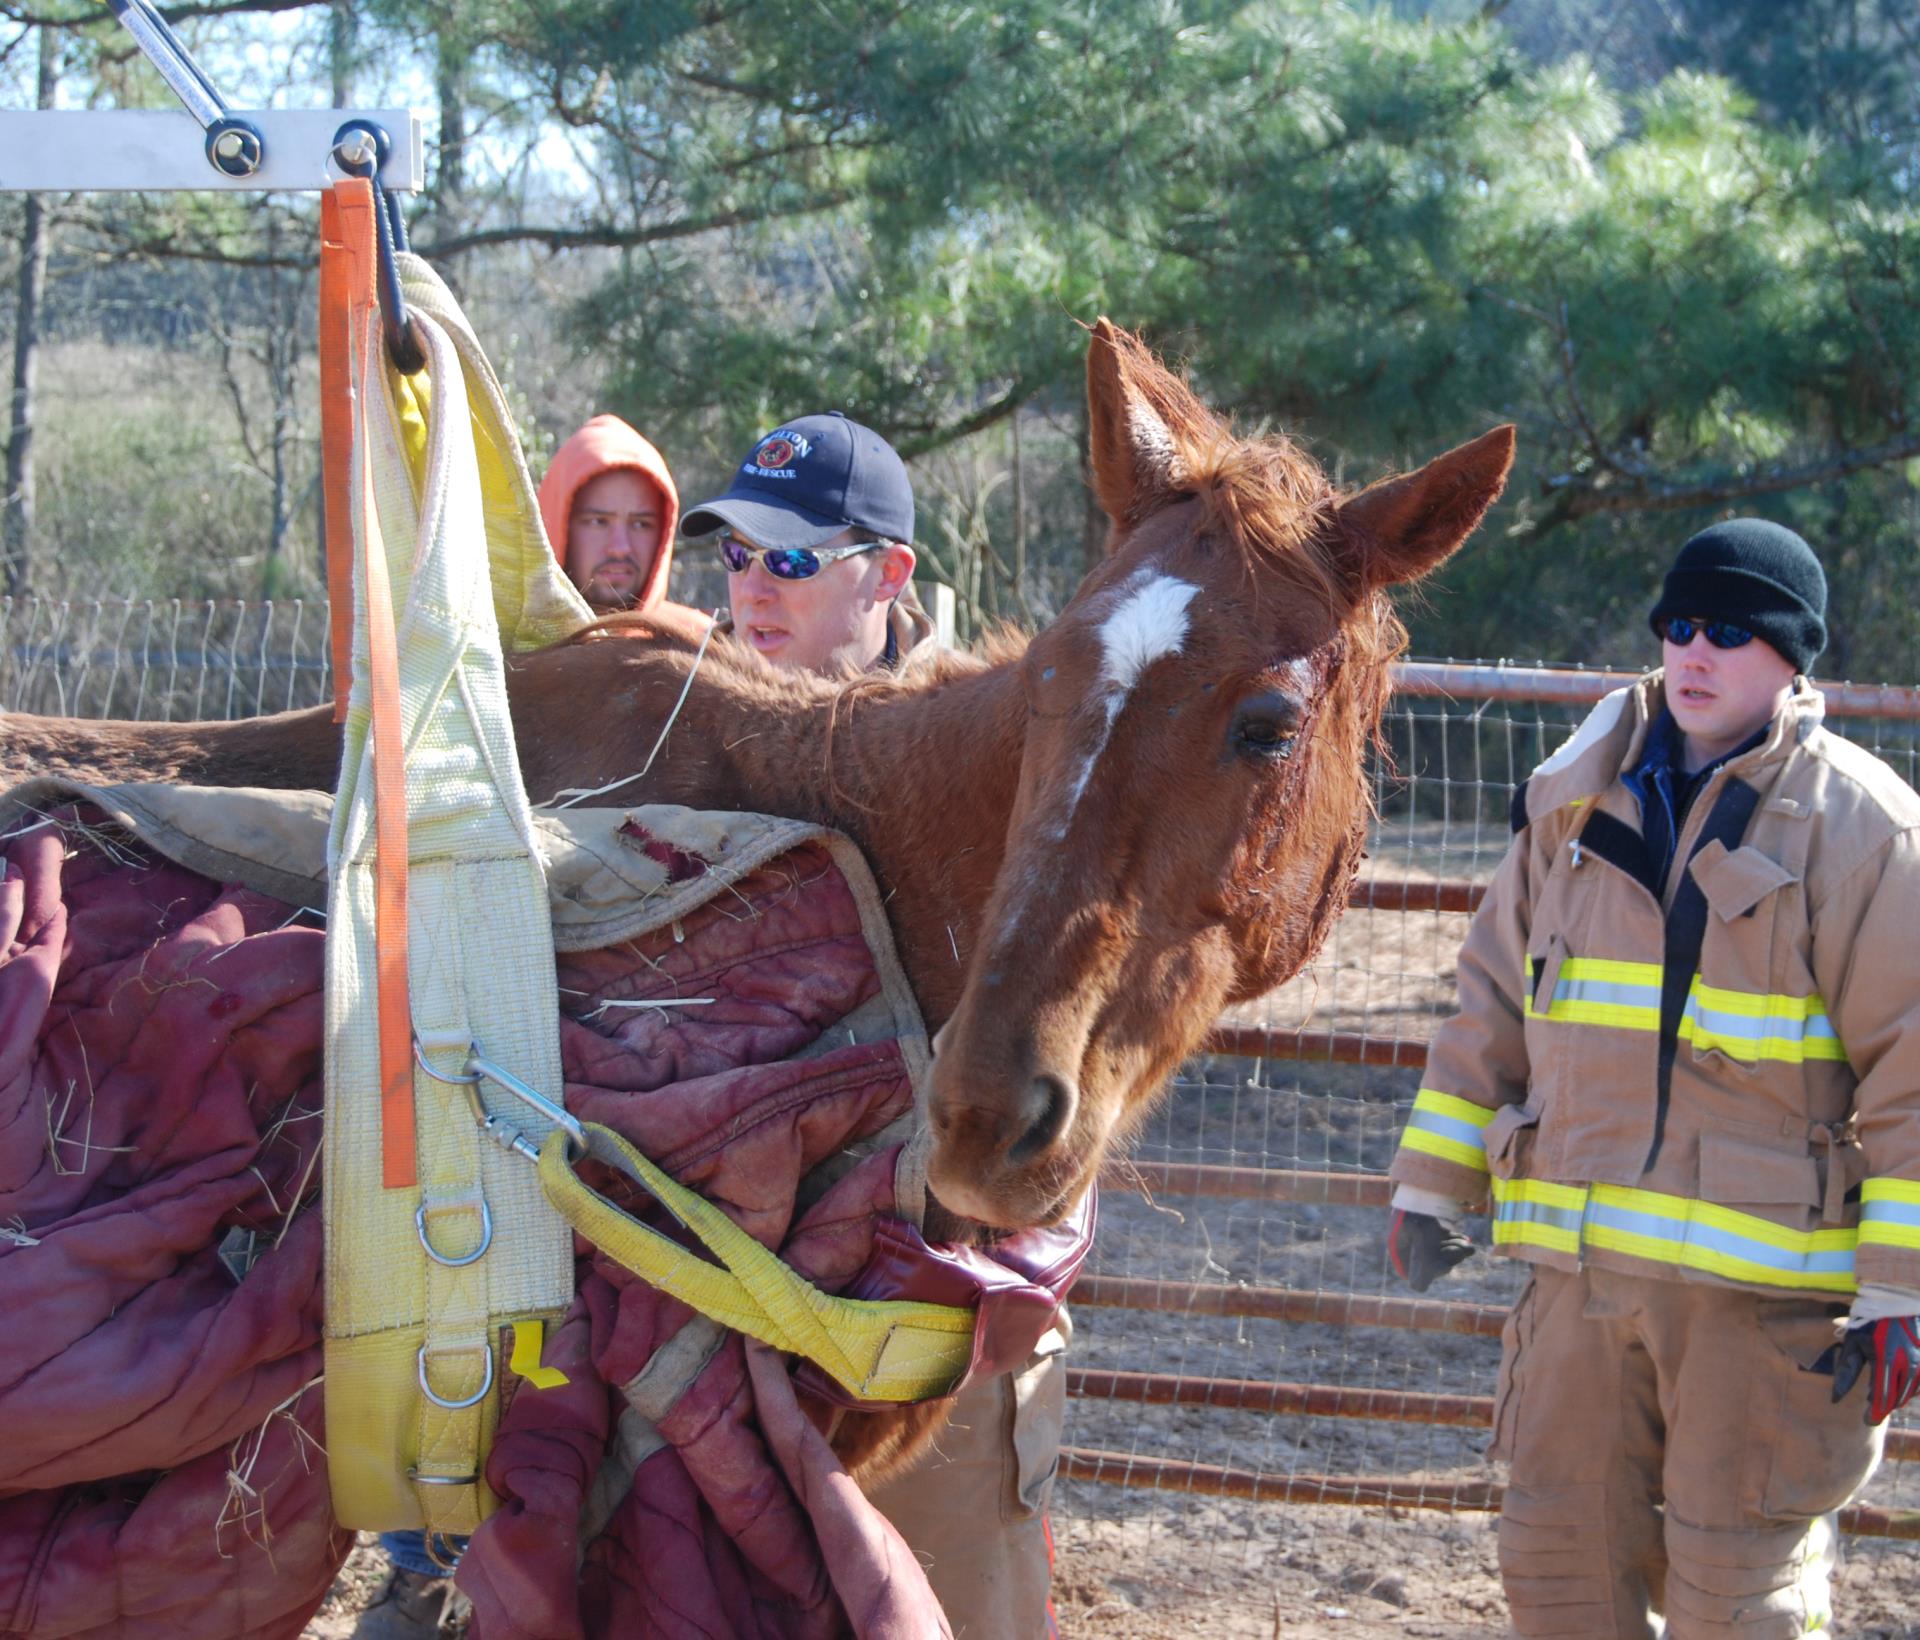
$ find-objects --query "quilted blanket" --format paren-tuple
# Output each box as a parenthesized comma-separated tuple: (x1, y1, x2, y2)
(0, 784, 1088, 1640)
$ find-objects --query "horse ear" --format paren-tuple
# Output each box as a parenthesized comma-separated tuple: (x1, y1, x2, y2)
(1338, 425, 1516, 589)
(1085, 318, 1193, 536)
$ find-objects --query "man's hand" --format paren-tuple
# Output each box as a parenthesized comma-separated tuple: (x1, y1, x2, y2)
(1389, 1209, 1476, 1293)
(1831, 1316, 1920, 1425)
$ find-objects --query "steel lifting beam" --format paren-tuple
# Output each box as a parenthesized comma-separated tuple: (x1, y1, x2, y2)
(0, 109, 425, 193)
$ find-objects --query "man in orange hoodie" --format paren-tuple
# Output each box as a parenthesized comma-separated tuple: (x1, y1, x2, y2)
(536, 415, 681, 613)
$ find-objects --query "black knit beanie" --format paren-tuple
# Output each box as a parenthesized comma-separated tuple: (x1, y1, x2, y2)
(1647, 519, 1827, 673)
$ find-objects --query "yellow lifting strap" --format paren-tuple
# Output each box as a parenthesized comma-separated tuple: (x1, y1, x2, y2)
(538, 1121, 977, 1404)
(320, 184, 592, 1540)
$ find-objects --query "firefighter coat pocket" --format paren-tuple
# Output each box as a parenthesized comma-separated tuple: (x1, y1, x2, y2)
(1691, 841, 1797, 923)
(1754, 1299, 1880, 1520)
(1697, 1129, 1821, 1213)
(1484, 1102, 1542, 1181)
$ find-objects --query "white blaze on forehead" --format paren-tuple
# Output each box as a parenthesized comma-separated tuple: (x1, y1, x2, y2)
(1099, 573, 1200, 692)
(1033, 571, 1201, 857)
(1002, 569, 1205, 940)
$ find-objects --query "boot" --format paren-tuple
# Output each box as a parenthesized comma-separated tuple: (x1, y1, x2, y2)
(347, 1567, 472, 1639)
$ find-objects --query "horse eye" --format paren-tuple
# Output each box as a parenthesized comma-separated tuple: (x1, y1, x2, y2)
(1231, 691, 1304, 763)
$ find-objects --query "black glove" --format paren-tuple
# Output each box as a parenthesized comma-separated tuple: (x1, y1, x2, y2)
(1389, 1209, 1476, 1293)
(1831, 1316, 1920, 1425)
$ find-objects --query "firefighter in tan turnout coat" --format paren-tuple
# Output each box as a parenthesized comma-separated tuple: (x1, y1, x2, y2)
(1388, 520, 1920, 1639)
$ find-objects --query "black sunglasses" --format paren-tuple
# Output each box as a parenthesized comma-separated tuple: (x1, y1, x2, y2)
(718, 532, 882, 581)
(1660, 615, 1754, 651)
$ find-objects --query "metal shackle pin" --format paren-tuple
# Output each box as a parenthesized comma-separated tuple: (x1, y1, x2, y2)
(333, 129, 379, 176)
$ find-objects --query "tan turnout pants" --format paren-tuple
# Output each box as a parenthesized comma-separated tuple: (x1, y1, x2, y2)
(1492, 1266, 1884, 1639)
(868, 1313, 1070, 1638)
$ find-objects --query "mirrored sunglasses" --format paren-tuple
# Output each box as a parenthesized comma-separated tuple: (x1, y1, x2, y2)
(1660, 615, 1755, 651)
(718, 532, 882, 581)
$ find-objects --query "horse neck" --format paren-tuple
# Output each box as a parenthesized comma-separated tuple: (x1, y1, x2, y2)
(701, 657, 1031, 1023)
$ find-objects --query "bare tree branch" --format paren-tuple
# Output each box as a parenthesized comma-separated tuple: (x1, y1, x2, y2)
(418, 190, 861, 257)
(0, 0, 317, 28)
(1541, 427, 1920, 521)
(894, 382, 1040, 461)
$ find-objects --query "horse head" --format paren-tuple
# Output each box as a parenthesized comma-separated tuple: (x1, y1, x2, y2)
(925, 319, 1514, 1229)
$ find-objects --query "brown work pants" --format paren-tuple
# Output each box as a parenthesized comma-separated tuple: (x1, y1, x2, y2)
(1492, 1266, 1883, 1639)
(867, 1314, 1070, 1638)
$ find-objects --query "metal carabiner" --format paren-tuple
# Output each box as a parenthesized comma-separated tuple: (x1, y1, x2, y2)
(411, 1035, 584, 1164)
(467, 1049, 587, 1152)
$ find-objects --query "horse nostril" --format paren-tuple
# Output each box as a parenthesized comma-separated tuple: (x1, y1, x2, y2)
(1007, 1072, 1076, 1164)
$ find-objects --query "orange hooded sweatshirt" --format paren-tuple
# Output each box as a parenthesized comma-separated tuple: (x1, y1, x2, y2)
(537, 415, 682, 614)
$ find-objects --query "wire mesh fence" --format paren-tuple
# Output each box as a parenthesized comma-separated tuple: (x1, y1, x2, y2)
(0, 596, 335, 721)
(8, 600, 1920, 1631)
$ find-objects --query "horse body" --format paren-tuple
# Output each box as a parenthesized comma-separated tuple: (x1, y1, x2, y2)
(2, 321, 1514, 1240)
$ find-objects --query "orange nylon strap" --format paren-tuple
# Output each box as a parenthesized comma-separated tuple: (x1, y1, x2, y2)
(327, 176, 418, 1189)
(318, 183, 369, 726)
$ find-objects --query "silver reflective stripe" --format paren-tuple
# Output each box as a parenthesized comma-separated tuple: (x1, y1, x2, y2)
(1555, 976, 1661, 1010)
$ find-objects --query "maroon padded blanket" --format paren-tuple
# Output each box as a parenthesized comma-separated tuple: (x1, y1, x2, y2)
(0, 803, 1080, 1640)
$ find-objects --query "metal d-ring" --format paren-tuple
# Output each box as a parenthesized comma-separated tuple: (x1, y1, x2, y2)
(415, 1196, 493, 1267)
(417, 1342, 495, 1410)
(408, 1467, 481, 1487)
(413, 1037, 482, 1085)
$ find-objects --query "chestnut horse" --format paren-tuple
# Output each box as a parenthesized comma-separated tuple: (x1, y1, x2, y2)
(2, 321, 1512, 1239)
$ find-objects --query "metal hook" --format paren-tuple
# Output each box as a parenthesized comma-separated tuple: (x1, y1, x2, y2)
(329, 118, 427, 374)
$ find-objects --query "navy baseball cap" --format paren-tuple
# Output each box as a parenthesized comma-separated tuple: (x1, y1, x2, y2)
(681, 412, 915, 551)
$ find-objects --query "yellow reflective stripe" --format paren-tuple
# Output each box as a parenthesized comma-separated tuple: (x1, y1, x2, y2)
(1488, 1179, 1860, 1293)
(1489, 1177, 1586, 1255)
(1517, 960, 1845, 1062)
(1412, 1089, 1497, 1129)
(1677, 1017, 1848, 1064)
(1859, 1178, 1920, 1250)
(1401, 1089, 1498, 1172)
(1523, 956, 1662, 1029)
(1558, 957, 1662, 986)
(1680, 980, 1847, 1064)
(1527, 996, 1660, 1029)
(1399, 1128, 1490, 1172)
(1690, 982, 1826, 1019)
(1493, 1178, 1589, 1211)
